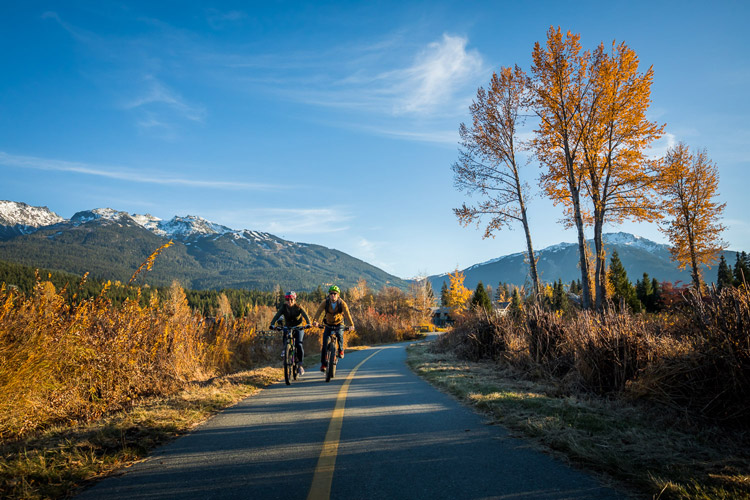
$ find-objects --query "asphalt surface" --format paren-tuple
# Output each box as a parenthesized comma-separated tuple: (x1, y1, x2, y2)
(76, 340, 631, 500)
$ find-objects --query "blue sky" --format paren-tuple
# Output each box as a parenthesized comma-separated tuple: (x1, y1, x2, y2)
(2, 1, 748, 280)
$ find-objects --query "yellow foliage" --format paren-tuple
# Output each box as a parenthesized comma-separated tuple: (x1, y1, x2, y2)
(445, 269, 472, 313)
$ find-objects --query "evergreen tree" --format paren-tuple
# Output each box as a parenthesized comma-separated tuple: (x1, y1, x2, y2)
(470, 281, 493, 313)
(509, 287, 523, 317)
(494, 282, 505, 302)
(607, 250, 641, 312)
(636, 272, 657, 312)
(651, 278, 662, 311)
(440, 281, 449, 307)
(552, 279, 570, 313)
(734, 252, 750, 287)
(717, 254, 734, 291)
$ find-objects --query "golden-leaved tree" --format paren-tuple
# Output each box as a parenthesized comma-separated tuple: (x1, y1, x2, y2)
(452, 66, 541, 296)
(530, 27, 663, 309)
(581, 41, 664, 308)
(659, 143, 726, 291)
(445, 269, 472, 313)
(530, 27, 597, 309)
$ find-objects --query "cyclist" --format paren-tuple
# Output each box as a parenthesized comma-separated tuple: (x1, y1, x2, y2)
(269, 291, 311, 375)
(312, 285, 355, 372)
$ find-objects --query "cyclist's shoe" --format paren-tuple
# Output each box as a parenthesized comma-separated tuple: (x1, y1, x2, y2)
(338, 350, 344, 359)
(280, 350, 285, 359)
(320, 364, 326, 372)
(298, 366, 305, 376)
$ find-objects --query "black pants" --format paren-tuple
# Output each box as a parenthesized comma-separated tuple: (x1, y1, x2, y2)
(320, 325, 343, 365)
(293, 328, 305, 363)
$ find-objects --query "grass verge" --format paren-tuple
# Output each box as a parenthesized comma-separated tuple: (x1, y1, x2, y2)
(0, 367, 281, 500)
(406, 341, 750, 500)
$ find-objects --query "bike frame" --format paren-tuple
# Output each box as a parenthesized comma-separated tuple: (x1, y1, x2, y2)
(275, 325, 310, 385)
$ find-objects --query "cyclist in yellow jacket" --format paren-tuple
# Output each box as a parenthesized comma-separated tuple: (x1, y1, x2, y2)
(312, 285, 355, 372)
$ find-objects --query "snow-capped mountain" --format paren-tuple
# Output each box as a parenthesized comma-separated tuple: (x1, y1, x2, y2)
(0, 200, 66, 239)
(0, 200, 405, 291)
(430, 232, 736, 292)
(0, 200, 65, 228)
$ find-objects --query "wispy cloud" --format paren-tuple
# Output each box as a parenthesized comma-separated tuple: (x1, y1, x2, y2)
(0, 152, 285, 191)
(221, 208, 353, 234)
(224, 33, 486, 119)
(124, 75, 205, 122)
(388, 34, 485, 115)
(647, 132, 678, 159)
(205, 9, 247, 30)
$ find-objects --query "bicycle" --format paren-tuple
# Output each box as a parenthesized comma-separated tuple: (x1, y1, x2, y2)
(323, 326, 353, 383)
(274, 325, 311, 385)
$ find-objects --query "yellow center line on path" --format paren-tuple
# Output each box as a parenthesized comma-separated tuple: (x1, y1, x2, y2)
(307, 349, 383, 500)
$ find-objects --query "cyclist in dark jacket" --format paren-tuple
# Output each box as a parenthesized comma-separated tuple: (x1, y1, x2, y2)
(270, 291, 311, 374)
(312, 285, 355, 372)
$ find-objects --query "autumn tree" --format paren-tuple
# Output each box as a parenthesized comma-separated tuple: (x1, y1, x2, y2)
(453, 66, 541, 296)
(580, 41, 664, 309)
(444, 269, 472, 313)
(530, 27, 599, 308)
(409, 276, 436, 324)
(659, 143, 726, 292)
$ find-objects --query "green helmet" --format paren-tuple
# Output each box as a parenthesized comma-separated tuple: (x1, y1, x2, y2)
(328, 285, 340, 294)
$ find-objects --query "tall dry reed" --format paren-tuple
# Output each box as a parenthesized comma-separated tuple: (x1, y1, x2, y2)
(437, 289, 750, 426)
(0, 280, 272, 441)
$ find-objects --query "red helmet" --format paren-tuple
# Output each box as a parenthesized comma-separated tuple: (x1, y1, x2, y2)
(285, 291, 297, 300)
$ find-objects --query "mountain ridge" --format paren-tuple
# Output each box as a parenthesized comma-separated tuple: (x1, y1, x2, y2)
(430, 231, 738, 294)
(0, 200, 406, 292)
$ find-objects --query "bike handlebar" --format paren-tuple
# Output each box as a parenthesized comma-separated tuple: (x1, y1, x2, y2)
(271, 324, 314, 331)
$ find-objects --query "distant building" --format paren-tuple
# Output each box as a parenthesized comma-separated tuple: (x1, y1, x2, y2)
(431, 307, 453, 327)
(495, 301, 511, 316)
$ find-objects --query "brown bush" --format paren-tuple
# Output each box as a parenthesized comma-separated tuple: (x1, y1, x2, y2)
(631, 286, 750, 424)
(433, 290, 749, 426)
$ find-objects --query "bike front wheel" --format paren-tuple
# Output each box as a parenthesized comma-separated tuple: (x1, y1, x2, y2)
(325, 341, 336, 382)
(283, 344, 293, 385)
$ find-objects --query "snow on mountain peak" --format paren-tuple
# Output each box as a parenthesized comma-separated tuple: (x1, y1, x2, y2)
(603, 232, 664, 252)
(0, 200, 65, 227)
(71, 208, 136, 225)
(157, 215, 232, 238)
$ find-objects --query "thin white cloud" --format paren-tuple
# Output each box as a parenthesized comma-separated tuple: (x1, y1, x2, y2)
(224, 208, 353, 234)
(206, 9, 247, 30)
(390, 34, 484, 115)
(0, 152, 286, 191)
(357, 124, 459, 145)
(647, 132, 678, 159)
(238, 33, 486, 119)
(124, 76, 205, 122)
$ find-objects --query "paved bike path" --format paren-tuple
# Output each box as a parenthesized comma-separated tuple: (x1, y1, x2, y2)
(76, 341, 630, 499)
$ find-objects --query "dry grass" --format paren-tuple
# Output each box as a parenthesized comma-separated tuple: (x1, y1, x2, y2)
(0, 367, 280, 500)
(407, 342, 750, 500)
(0, 280, 282, 441)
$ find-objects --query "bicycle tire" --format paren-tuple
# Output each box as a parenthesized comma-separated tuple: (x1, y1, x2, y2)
(326, 340, 336, 382)
(283, 343, 292, 385)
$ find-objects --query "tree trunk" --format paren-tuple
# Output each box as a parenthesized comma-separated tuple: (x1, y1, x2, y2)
(593, 216, 606, 310)
(571, 185, 593, 309)
(521, 205, 541, 297)
(517, 177, 541, 298)
(688, 233, 703, 292)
